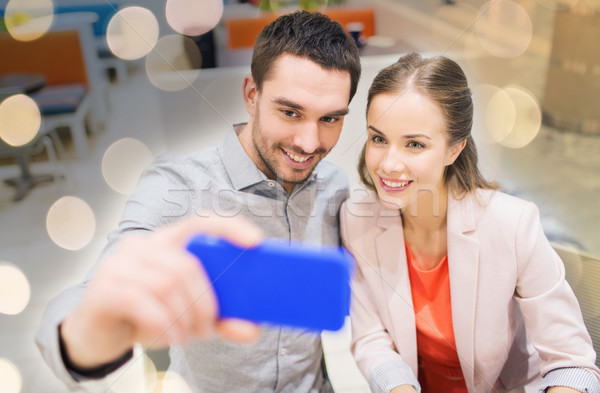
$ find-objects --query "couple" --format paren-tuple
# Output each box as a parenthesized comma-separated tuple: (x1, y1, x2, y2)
(37, 11, 599, 393)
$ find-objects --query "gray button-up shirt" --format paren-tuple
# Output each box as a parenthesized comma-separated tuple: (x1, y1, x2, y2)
(36, 127, 349, 393)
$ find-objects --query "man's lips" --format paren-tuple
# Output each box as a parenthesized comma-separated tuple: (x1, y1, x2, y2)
(281, 148, 314, 169)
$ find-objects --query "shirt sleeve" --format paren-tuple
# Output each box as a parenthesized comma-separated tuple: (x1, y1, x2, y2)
(369, 360, 421, 393)
(539, 367, 600, 393)
(59, 323, 134, 380)
(35, 155, 189, 390)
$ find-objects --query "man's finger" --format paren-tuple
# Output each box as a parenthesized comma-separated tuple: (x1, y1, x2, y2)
(158, 214, 265, 248)
(216, 319, 261, 343)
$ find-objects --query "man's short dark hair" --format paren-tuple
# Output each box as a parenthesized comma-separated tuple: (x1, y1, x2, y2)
(251, 11, 361, 103)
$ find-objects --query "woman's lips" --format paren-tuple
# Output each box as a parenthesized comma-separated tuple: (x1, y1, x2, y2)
(378, 176, 413, 192)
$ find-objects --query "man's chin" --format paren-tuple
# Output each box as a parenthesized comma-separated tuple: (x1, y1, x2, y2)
(277, 167, 315, 185)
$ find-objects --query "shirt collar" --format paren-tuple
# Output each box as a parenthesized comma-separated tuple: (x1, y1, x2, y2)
(218, 124, 318, 191)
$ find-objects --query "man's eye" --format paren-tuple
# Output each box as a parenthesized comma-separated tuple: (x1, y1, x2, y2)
(283, 110, 297, 117)
(321, 116, 338, 123)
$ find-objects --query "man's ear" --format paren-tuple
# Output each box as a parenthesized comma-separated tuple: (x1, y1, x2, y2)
(445, 139, 467, 166)
(242, 75, 258, 117)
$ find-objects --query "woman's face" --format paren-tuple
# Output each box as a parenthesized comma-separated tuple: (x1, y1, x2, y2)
(365, 90, 463, 211)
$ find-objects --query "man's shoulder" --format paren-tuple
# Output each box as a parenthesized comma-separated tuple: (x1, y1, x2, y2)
(149, 145, 222, 175)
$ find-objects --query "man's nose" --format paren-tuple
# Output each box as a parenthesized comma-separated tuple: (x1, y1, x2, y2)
(292, 122, 320, 154)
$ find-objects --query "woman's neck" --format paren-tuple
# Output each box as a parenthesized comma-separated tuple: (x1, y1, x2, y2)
(402, 185, 449, 234)
(402, 185, 449, 270)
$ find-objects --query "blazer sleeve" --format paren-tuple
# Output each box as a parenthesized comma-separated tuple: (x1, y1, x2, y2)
(513, 202, 600, 386)
(340, 201, 420, 393)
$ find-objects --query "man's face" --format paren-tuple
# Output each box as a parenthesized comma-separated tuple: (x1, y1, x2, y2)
(241, 54, 351, 192)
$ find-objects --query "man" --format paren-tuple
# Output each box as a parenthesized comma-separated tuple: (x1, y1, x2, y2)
(36, 11, 361, 393)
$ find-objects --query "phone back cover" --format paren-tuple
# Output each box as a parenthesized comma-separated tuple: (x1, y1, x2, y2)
(186, 235, 353, 331)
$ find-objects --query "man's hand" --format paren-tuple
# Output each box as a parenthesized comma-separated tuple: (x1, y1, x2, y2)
(60, 215, 264, 370)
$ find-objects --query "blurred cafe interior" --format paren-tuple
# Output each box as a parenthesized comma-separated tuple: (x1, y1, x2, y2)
(0, 0, 599, 392)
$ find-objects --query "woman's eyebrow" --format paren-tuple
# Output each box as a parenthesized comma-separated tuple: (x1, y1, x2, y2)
(368, 126, 431, 140)
(368, 125, 384, 135)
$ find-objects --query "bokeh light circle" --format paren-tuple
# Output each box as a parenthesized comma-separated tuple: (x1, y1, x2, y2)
(101, 138, 153, 195)
(0, 263, 31, 316)
(472, 84, 516, 145)
(46, 196, 96, 251)
(146, 35, 202, 92)
(475, 0, 533, 58)
(106, 7, 159, 60)
(0, 358, 22, 393)
(4, 0, 54, 42)
(497, 86, 542, 149)
(0, 94, 42, 147)
(165, 0, 224, 36)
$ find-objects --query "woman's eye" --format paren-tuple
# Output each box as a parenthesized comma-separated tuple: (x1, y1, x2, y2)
(407, 141, 425, 149)
(371, 135, 385, 144)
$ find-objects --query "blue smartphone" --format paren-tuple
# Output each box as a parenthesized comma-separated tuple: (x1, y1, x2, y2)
(186, 234, 353, 332)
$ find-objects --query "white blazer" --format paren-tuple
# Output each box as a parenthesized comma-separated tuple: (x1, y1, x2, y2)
(341, 188, 600, 393)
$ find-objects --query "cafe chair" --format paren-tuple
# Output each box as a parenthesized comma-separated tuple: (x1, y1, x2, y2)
(0, 133, 64, 202)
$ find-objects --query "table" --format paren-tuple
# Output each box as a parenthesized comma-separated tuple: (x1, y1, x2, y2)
(0, 72, 46, 95)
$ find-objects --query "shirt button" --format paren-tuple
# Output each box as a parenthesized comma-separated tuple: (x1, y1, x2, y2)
(267, 181, 276, 187)
(280, 348, 287, 355)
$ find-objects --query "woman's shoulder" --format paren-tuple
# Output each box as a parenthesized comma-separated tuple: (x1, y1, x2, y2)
(468, 188, 539, 228)
(475, 188, 534, 210)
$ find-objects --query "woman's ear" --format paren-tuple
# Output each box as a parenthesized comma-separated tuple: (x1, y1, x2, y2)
(445, 139, 467, 166)
(242, 75, 258, 117)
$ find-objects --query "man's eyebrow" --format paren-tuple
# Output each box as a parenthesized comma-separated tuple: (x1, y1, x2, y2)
(272, 97, 304, 111)
(326, 108, 350, 117)
(272, 97, 349, 117)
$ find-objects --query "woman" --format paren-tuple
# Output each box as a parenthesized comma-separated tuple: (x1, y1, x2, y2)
(340, 53, 600, 393)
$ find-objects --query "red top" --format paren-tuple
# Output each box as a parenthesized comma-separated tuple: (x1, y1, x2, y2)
(405, 242, 468, 393)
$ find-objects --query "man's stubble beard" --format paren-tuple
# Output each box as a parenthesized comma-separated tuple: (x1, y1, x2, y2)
(251, 106, 320, 187)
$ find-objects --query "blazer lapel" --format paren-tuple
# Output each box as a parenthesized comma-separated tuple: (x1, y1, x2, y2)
(374, 208, 419, 374)
(447, 192, 480, 391)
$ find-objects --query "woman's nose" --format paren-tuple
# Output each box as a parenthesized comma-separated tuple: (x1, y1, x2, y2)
(380, 147, 405, 174)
